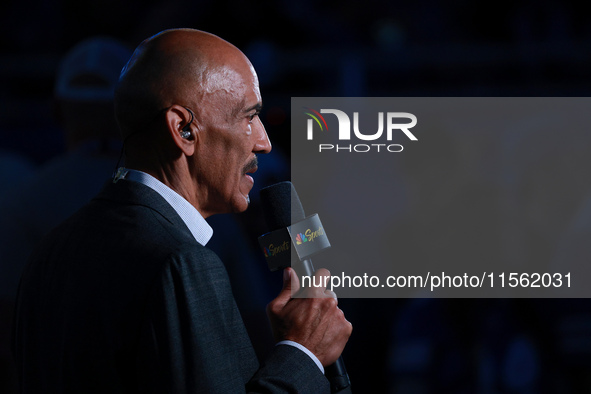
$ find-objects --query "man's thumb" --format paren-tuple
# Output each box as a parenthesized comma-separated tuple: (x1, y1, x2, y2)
(275, 268, 300, 306)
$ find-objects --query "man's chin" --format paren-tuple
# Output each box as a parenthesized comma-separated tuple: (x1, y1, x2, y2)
(241, 192, 251, 210)
(238, 178, 254, 211)
(229, 193, 251, 214)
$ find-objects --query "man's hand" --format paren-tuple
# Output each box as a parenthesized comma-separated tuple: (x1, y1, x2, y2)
(266, 267, 352, 366)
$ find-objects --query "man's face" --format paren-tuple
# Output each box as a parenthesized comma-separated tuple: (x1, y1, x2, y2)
(192, 61, 271, 217)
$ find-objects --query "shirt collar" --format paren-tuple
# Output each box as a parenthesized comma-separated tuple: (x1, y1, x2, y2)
(114, 167, 213, 246)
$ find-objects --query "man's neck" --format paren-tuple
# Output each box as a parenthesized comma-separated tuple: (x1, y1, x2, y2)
(126, 160, 208, 218)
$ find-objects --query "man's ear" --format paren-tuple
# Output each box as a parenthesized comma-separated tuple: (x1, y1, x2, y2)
(165, 105, 196, 156)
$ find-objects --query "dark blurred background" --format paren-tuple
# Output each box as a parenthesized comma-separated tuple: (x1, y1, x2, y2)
(2, 0, 591, 393)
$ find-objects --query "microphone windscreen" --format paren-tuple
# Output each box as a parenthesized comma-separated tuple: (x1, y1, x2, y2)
(260, 181, 306, 231)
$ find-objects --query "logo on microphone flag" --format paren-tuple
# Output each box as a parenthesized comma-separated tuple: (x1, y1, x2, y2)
(296, 233, 307, 245)
(295, 227, 325, 245)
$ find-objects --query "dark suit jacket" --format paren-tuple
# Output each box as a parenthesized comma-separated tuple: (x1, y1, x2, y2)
(13, 179, 329, 393)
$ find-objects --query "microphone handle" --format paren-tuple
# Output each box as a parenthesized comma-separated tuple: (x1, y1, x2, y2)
(327, 358, 352, 393)
(294, 258, 352, 393)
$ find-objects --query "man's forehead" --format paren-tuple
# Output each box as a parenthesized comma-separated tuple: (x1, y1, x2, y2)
(200, 66, 243, 95)
(197, 61, 261, 113)
(199, 59, 259, 92)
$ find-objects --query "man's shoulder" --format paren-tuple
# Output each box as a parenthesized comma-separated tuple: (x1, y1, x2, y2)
(32, 179, 204, 274)
(23, 179, 224, 305)
(57, 179, 191, 241)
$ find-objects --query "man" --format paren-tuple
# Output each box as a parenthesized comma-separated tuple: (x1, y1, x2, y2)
(13, 28, 351, 393)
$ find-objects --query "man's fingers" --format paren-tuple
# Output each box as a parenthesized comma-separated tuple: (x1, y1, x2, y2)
(266, 266, 351, 366)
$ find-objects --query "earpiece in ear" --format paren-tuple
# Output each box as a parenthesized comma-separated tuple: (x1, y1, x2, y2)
(180, 128, 191, 139)
(180, 107, 194, 139)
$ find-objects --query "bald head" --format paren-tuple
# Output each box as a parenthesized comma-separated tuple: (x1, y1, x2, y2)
(114, 29, 255, 140)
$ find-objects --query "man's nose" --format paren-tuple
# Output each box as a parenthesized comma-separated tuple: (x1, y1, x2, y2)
(253, 117, 272, 154)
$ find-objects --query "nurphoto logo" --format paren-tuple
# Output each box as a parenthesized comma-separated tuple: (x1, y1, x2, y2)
(304, 107, 418, 153)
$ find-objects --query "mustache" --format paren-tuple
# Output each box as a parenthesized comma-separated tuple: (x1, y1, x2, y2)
(243, 156, 258, 173)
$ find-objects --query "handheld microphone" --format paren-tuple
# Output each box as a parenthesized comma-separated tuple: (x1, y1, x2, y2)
(258, 181, 330, 274)
(259, 181, 352, 393)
